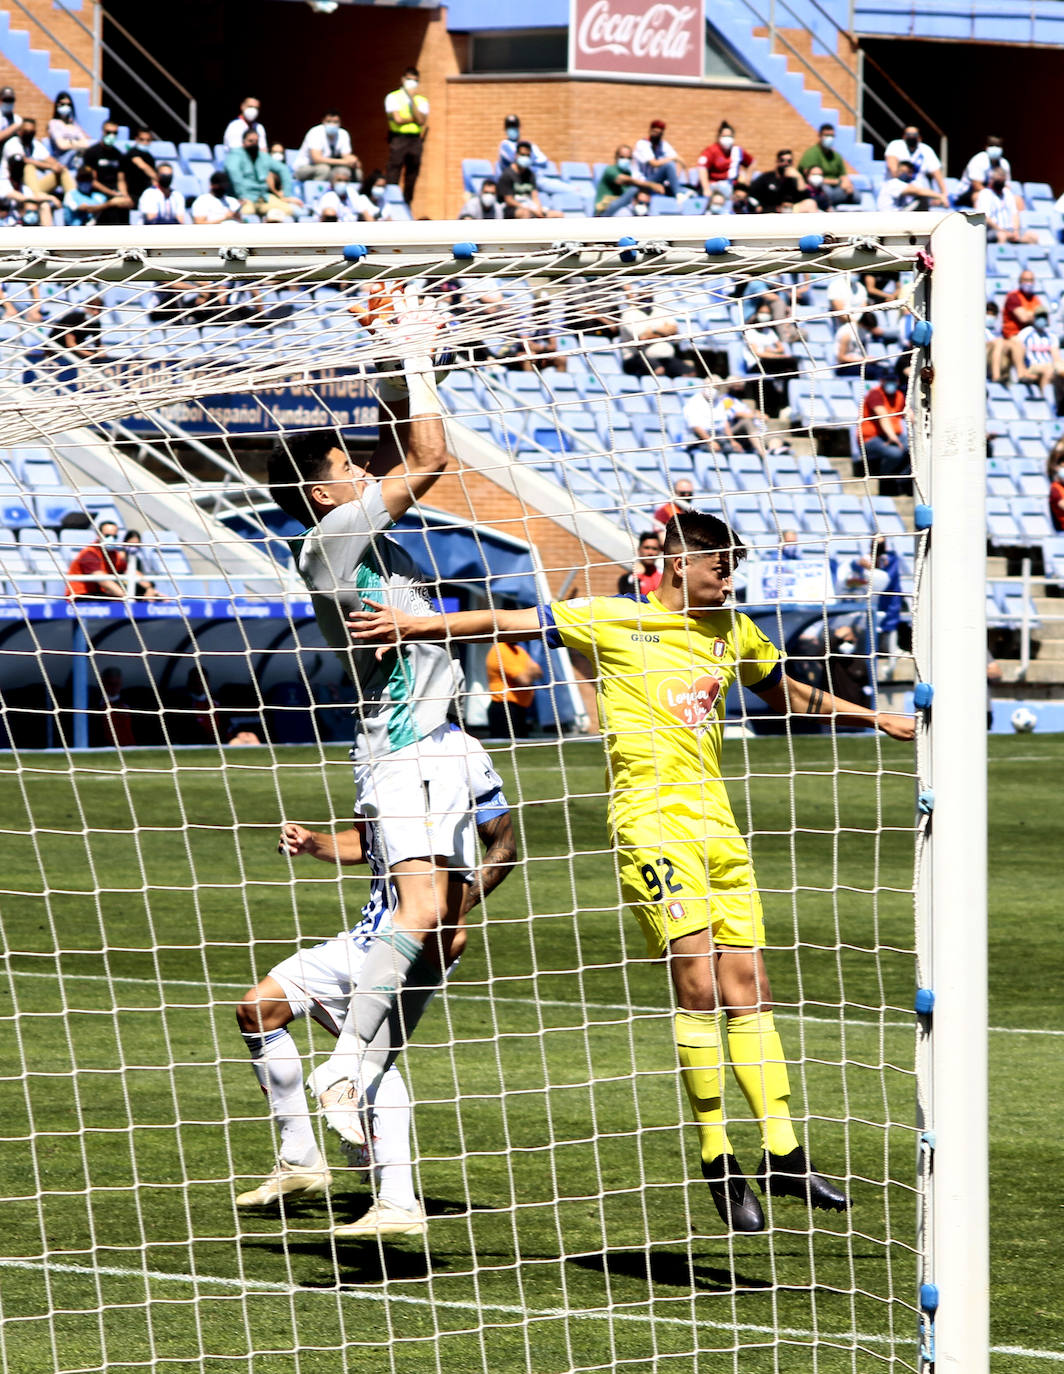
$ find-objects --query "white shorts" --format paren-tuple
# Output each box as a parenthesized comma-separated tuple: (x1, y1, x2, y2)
(352, 723, 479, 872)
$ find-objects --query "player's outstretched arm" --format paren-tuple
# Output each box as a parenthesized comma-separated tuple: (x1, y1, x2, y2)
(278, 821, 366, 865)
(758, 675, 915, 741)
(463, 813, 518, 917)
(348, 600, 542, 658)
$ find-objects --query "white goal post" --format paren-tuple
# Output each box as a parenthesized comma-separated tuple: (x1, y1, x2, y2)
(0, 211, 987, 1373)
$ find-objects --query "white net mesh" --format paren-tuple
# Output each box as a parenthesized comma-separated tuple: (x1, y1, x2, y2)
(0, 222, 934, 1373)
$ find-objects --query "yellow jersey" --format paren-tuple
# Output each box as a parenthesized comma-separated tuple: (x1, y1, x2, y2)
(543, 593, 782, 826)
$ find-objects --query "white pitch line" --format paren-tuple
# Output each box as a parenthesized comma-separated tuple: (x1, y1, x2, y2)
(1, 964, 1060, 1040)
(0, 1256, 1060, 1363)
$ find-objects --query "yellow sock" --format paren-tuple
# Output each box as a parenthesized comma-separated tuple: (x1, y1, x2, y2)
(726, 1010, 800, 1157)
(675, 1010, 731, 1165)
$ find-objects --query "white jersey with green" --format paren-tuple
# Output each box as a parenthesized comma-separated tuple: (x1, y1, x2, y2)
(290, 485, 463, 761)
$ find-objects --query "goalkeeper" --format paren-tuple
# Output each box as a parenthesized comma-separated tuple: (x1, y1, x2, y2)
(234, 739, 515, 1240)
(347, 510, 914, 1233)
(265, 286, 482, 1156)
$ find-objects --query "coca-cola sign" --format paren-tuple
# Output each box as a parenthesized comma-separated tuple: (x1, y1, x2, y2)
(570, 0, 703, 80)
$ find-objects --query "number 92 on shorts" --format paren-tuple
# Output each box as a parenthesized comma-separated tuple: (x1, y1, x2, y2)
(616, 812, 766, 957)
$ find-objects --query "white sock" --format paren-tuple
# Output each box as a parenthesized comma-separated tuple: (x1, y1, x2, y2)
(369, 1066, 417, 1212)
(241, 1028, 319, 1168)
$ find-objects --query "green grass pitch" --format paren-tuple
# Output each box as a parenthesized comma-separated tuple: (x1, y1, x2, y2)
(0, 733, 1061, 1373)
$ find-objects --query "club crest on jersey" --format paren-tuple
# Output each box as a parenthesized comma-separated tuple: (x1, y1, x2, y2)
(667, 901, 686, 922)
(658, 668, 723, 730)
(713, 638, 726, 658)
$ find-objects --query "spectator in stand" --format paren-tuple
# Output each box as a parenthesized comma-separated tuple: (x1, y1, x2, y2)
(351, 168, 394, 221)
(79, 120, 133, 225)
(191, 171, 241, 224)
(683, 380, 737, 454)
(652, 478, 694, 528)
(956, 135, 1010, 209)
(985, 299, 1006, 380)
(48, 92, 91, 170)
(744, 303, 798, 417)
(617, 531, 664, 597)
(64, 162, 110, 225)
(797, 124, 856, 207)
(857, 371, 910, 493)
(749, 150, 803, 212)
(0, 87, 19, 147)
(1001, 269, 1044, 379)
(730, 182, 759, 214)
(1016, 306, 1064, 412)
(3, 115, 72, 202)
(884, 126, 947, 199)
(877, 160, 948, 212)
(836, 312, 889, 378)
(48, 297, 103, 360)
(619, 285, 681, 377)
(797, 163, 834, 212)
(594, 144, 663, 216)
(139, 163, 186, 225)
(863, 270, 901, 310)
(316, 167, 362, 222)
(91, 666, 137, 749)
(223, 97, 266, 152)
(497, 141, 562, 219)
(123, 530, 161, 581)
(617, 187, 653, 217)
(226, 131, 294, 222)
(66, 520, 163, 600)
(1047, 440, 1064, 532)
(707, 189, 729, 214)
(384, 66, 428, 205)
(458, 177, 503, 220)
(696, 120, 753, 194)
(497, 115, 549, 178)
(976, 170, 1038, 244)
(485, 640, 542, 739)
(123, 128, 158, 201)
(294, 110, 360, 182)
(508, 294, 565, 371)
(633, 119, 684, 199)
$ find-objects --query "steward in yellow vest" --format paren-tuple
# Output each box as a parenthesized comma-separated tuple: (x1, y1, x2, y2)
(384, 66, 429, 206)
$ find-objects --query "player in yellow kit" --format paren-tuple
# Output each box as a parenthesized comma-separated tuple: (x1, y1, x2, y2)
(347, 511, 915, 1232)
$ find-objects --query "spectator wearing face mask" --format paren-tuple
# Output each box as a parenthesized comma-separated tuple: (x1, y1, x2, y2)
(633, 120, 685, 199)
(48, 91, 91, 169)
(225, 131, 294, 222)
(744, 304, 798, 417)
(497, 115, 548, 178)
(729, 182, 759, 214)
(796, 163, 834, 213)
(350, 169, 391, 222)
(0, 87, 20, 146)
(617, 188, 654, 218)
(2, 116, 73, 202)
(78, 121, 133, 225)
(139, 163, 187, 225)
(316, 167, 361, 223)
(707, 189, 729, 215)
(497, 142, 563, 219)
(876, 160, 947, 212)
(66, 521, 161, 600)
(223, 97, 266, 153)
(459, 177, 503, 220)
(976, 172, 1038, 244)
(858, 372, 910, 494)
(594, 144, 663, 216)
(1015, 307, 1064, 412)
(65, 162, 111, 224)
(123, 128, 158, 201)
(797, 124, 856, 207)
(1047, 440, 1064, 532)
(294, 111, 360, 182)
(835, 313, 891, 380)
(749, 151, 802, 212)
(956, 136, 1010, 209)
(884, 126, 947, 198)
(619, 286, 682, 378)
(191, 172, 241, 225)
(384, 66, 428, 205)
(696, 120, 753, 194)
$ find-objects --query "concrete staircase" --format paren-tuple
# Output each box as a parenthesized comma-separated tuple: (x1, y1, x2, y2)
(0, 2, 107, 138)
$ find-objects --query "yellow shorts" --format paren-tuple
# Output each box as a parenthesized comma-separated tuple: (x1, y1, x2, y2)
(615, 793, 765, 957)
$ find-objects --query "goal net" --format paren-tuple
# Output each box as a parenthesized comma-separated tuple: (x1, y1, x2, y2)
(0, 216, 986, 1374)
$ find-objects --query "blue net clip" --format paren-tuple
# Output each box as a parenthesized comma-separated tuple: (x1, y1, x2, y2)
(704, 236, 731, 256)
(342, 244, 368, 262)
(618, 235, 639, 264)
(452, 242, 477, 260)
(914, 503, 933, 529)
(914, 682, 934, 709)
(921, 1130, 937, 1150)
(915, 987, 935, 1015)
(917, 789, 934, 815)
(920, 1284, 940, 1314)
(912, 319, 933, 347)
(798, 233, 825, 253)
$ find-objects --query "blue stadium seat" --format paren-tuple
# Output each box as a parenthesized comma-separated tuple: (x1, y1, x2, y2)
(149, 140, 178, 160)
(826, 494, 875, 536)
(551, 190, 592, 216)
(174, 173, 202, 200)
(649, 195, 681, 215)
(681, 197, 709, 215)
(987, 472, 1018, 499)
(462, 158, 494, 192)
(1015, 497, 1055, 543)
(0, 488, 34, 529)
(986, 498, 1021, 543)
(179, 141, 213, 165)
(1025, 182, 1054, 204)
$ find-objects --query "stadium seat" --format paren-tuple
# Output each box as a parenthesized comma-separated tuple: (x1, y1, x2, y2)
(462, 158, 493, 192)
(986, 498, 1022, 543)
(149, 140, 178, 160)
(0, 487, 34, 529)
(649, 195, 681, 215)
(179, 141, 213, 165)
(1026, 182, 1054, 204)
(551, 190, 592, 216)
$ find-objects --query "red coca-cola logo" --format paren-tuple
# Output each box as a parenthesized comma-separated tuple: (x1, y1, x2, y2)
(571, 0, 703, 78)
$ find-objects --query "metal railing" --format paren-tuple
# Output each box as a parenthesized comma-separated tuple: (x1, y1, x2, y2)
(3, 0, 195, 140)
(735, 0, 946, 165)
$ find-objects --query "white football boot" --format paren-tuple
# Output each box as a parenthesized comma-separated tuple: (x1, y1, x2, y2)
(235, 1152, 331, 1208)
(333, 1199, 427, 1240)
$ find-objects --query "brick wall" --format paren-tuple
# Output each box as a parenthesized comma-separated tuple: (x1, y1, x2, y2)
(0, 0, 100, 126)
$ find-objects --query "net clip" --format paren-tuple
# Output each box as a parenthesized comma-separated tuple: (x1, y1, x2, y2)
(916, 247, 934, 273)
(119, 248, 145, 266)
(914, 986, 935, 1015)
(917, 789, 934, 814)
(617, 236, 640, 264)
(342, 244, 368, 262)
(918, 1283, 939, 1365)
(452, 242, 478, 260)
(913, 682, 934, 709)
(704, 236, 731, 256)
(913, 503, 933, 529)
(911, 320, 933, 347)
(219, 245, 249, 264)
